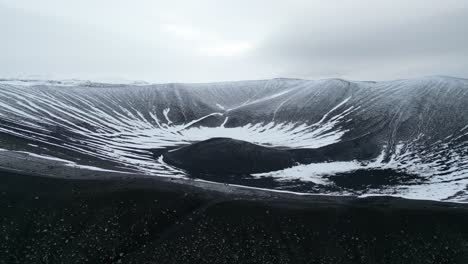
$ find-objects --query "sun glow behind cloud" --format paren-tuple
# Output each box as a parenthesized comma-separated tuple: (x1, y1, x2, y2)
(162, 23, 253, 57)
(198, 42, 253, 57)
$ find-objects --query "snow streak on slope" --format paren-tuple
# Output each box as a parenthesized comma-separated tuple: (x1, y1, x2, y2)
(254, 143, 468, 202)
(0, 76, 467, 202)
(0, 81, 353, 175)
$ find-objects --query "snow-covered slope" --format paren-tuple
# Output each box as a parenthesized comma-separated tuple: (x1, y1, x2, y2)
(0, 76, 467, 202)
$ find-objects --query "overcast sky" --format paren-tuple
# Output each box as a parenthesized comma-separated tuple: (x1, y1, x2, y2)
(1, 0, 467, 83)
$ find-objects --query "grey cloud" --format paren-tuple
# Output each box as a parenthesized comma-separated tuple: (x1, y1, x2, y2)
(0, 3, 271, 82)
(0, 1, 467, 82)
(0, 5, 192, 81)
(254, 8, 468, 80)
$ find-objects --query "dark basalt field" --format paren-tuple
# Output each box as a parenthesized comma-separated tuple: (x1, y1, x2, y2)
(1, 172, 468, 264)
(160, 137, 423, 194)
(162, 137, 297, 174)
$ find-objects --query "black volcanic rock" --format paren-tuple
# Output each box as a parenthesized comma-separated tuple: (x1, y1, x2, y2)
(2, 172, 468, 264)
(163, 138, 296, 174)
